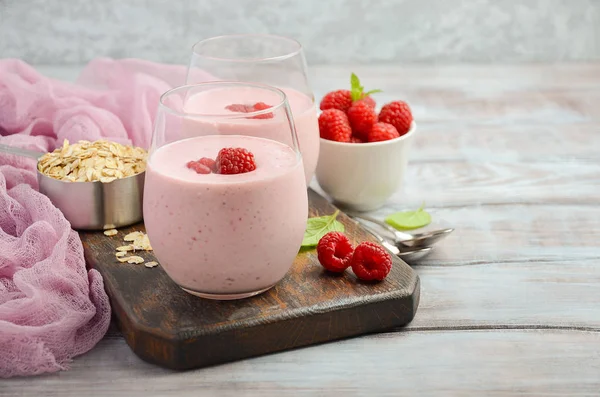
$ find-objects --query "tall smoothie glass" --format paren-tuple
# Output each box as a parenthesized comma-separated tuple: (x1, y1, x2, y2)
(186, 34, 319, 184)
(144, 82, 308, 300)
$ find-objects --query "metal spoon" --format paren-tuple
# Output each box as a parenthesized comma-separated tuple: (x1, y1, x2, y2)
(348, 213, 453, 249)
(360, 221, 432, 263)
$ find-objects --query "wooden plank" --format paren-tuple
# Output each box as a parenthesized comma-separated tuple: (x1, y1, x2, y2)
(408, 260, 600, 330)
(349, 160, 600, 207)
(364, 204, 600, 265)
(412, 123, 600, 162)
(312, 158, 600, 207)
(4, 330, 600, 396)
(79, 189, 419, 370)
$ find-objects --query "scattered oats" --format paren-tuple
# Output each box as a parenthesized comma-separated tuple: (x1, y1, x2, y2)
(103, 223, 116, 230)
(127, 256, 145, 264)
(113, 231, 154, 266)
(124, 231, 143, 242)
(116, 245, 134, 252)
(103, 229, 118, 236)
(37, 139, 147, 183)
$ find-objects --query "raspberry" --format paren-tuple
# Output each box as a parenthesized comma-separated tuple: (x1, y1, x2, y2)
(319, 90, 353, 112)
(225, 103, 274, 119)
(367, 122, 400, 142)
(250, 102, 274, 119)
(317, 232, 354, 272)
(378, 101, 413, 136)
(199, 157, 216, 172)
(347, 100, 377, 140)
(318, 109, 352, 142)
(225, 103, 252, 113)
(215, 148, 257, 174)
(350, 136, 365, 143)
(360, 95, 376, 109)
(350, 242, 392, 281)
(186, 160, 211, 174)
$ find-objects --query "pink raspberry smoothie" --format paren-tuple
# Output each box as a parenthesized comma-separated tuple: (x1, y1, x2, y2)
(182, 86, 319, 184)
(143, 135, 308, 299)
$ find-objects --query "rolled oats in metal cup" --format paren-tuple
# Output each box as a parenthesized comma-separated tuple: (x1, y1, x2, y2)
(37, 139, 147, 183)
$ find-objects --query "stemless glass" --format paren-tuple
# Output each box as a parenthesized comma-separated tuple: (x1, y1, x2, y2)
(186, 34, 319, 184)
(144, 82, 308, 300)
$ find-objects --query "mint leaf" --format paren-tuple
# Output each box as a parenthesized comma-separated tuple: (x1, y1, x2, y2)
(301, 210, 345, 247)
(364, 89, 383, 96)
(385, 203, 431, 230)
(349, 73, 381, 101)
(350, 73, 363, 101)
(350, 73, 361, 91)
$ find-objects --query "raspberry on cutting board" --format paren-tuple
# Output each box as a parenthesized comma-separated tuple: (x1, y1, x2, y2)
(318, 109, 352, 142)
(215, 148, 257, 175)
(350, 242, 393, 281)
(317, 231, 354, 272)
(378, 101, 413, 136)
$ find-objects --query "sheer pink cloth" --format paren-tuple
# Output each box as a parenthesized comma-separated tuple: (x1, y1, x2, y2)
(0, 58, 197, 377)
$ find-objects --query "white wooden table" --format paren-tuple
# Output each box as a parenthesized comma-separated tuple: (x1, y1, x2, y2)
(4, 64, 600, 396)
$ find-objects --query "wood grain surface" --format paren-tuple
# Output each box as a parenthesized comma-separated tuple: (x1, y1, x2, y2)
(5, 63, 600, 396)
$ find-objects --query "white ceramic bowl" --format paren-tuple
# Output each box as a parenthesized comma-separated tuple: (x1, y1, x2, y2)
(315, 121, 417, 212)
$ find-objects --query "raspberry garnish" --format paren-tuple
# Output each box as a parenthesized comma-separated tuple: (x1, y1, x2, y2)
(317, 231, 354, 272)
(350, 242, 393, 281)
(350, 136, 365, 143)
(199, 157, 216, 172)
(318, 109, 352, 142)
(367, 122, 400, 142)
(225, 102, 274, 119)
(378, 101, 413, 136)
(347, 100, 377, 140)
(215, 147, 257, 175)
(186, 160, 211, 174)
(250, 102, 274, 119)
(225, 103, 252, 113)
(319, 90, 353, 112)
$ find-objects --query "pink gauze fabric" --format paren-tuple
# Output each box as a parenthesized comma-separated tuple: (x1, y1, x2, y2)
(0, 58, 202, 378)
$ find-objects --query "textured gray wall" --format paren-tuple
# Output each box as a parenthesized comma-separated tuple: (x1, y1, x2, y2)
(1, 0, 599, 65)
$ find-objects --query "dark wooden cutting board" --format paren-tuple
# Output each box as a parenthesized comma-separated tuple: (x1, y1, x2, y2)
(80, 188, 420, 370)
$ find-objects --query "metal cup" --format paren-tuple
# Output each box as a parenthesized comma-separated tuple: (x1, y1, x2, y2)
(37, 171, 144, 230)
(1, 143, 144, 230)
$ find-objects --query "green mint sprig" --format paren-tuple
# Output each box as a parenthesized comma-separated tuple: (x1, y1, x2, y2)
(301, 210, 345, 247)
(385, 202, 432, 230)
(350, 72, 382, 101)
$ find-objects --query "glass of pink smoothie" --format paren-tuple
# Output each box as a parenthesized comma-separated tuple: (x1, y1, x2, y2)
(186, 34, 319, 184)
(145, 82, 308, 300)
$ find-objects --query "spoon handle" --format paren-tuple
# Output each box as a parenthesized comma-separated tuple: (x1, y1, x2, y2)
(0, 144, 44, 161)
(358, 222, 400, 255)
(348, 213, 413, 241)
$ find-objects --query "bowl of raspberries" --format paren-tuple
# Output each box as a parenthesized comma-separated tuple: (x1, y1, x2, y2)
(315, 73, 416, 211)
